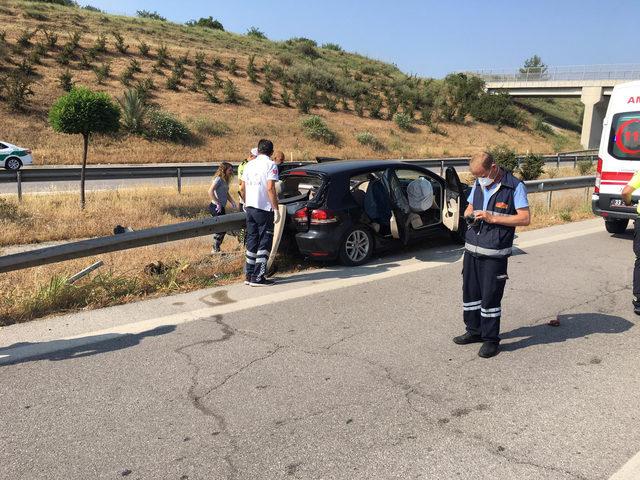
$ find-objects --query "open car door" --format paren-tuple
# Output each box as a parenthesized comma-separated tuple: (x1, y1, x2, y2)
(442, 166, 465, 233)
(382, 169, 413, 245)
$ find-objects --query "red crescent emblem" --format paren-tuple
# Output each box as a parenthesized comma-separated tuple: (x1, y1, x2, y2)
(616, 118, 640, 155)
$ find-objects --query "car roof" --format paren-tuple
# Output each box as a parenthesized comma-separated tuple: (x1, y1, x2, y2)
(285, 159, 408, 176)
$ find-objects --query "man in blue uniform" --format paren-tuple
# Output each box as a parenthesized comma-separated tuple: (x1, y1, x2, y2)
(454, 151, 531, 358)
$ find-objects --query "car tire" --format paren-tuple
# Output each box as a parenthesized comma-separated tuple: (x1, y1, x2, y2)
(605, 219, 629, 234)
(4, 157, 22, 171)
(339, 225, 373, 266)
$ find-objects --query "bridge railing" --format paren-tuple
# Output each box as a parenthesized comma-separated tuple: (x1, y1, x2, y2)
(468, 64, 640, 82)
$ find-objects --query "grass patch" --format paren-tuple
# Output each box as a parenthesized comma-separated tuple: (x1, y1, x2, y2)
(190, 117, 230, 137)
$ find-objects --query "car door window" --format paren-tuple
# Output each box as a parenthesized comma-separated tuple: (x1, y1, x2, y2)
(0, 143, 8, 150)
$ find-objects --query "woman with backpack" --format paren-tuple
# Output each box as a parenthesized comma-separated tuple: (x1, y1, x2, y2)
(208, 161, 237, 253)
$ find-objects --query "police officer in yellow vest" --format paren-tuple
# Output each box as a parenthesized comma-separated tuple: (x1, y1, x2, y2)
(453, 152, 531, 358)
(621, 174, 640, 314)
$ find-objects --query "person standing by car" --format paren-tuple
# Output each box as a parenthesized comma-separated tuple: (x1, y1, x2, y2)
(208, 162, 237, 253)
(453, 151, 530, 358)
(238, 147, 258, 210)
(239, 139, 280, 286)
(621, 172, 640, 314)
(273, 150, 285, 166)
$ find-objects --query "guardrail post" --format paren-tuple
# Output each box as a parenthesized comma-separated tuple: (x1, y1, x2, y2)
(556, 153, 560, 169)
(16, 171, 22, 202)
(440, 160, 444, 177)
(547, 191, 553, 211)
(177, 168, 182, 194)
(573, 155, 578, 169)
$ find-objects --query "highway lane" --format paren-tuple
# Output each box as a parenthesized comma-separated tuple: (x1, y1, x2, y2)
(1, 219, 639, 480)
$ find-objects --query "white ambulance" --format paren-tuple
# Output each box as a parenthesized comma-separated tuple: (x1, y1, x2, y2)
(593, 80, 640, 233)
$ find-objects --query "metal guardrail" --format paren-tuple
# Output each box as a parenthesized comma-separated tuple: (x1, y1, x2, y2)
(0, 176, 597, 274)
(0, 213, 246, 274)
(0, 153, 598, 198)
(469, 64, 640, 82)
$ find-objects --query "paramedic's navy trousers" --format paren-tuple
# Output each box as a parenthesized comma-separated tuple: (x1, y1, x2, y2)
(245, 207, 274, 283)
(462, 252, 508, 343)
(634, 220, 640, 309)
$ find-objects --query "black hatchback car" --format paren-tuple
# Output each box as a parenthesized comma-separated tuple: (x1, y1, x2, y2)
(276, 160, 468, 266)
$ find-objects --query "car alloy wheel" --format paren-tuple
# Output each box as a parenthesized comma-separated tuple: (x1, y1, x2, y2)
(345, 229, 370, 264)
(5, 158, 21, 171)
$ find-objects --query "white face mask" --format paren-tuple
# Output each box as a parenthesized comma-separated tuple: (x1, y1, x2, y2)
(477, 177, 493, 188)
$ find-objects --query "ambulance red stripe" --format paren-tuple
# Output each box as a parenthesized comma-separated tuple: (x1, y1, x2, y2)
(601, 171, 633, 181)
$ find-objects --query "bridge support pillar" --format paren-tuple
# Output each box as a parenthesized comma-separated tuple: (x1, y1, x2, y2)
(580, 86, 607, 149)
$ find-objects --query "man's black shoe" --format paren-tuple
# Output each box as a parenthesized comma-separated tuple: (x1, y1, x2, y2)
(249, 278, 275, 287)
(478, 342, 499, 358)
(634, 308, 640, 316)
(453, 332, 483, 345)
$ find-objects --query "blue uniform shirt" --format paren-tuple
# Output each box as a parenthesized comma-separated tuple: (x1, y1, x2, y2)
(468, 182, 529, 211)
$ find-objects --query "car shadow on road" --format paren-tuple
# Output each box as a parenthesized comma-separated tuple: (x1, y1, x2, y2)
(276, 236, 464, 286)
(0, 325, 176, 367)
(500, 313, 634, 352)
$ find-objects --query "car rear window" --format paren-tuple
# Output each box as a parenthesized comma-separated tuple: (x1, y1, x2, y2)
(279, 173, 325, 201)
(609, 111, 640, 160)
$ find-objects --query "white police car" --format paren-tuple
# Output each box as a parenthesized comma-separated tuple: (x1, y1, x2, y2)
(0, 141, 33, 171)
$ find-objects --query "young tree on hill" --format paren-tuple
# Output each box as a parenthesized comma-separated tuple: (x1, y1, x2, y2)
(49, 87, 120, 209)
(520, 55, 547, 80)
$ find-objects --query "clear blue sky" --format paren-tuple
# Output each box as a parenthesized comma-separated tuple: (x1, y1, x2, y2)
(86, 0, 639, 78)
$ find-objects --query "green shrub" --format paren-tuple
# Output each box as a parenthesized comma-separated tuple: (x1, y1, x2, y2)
(247, 55, 258, 83)
(281, 88, 291, 107)
(519, 153, 545, 180)
(191, 68, 206, 91)
(67, 31, 82, 50)
(294, 83, 316, 113)
(156, 44, 169, 67)
(92, 33, 107, 54)
(577, 159, 594, 175)
(1, 71, 35, 111)
(134, 77, 155, 102)
(322, 94, 338, 112)
(43, 29, 58, 49)
(356, 132, 385, 151)
(247, 27, 267, 39)
(488, 144, 518, 172)
(17, 59, 36, 77)
(367, 94, 383, 119)
(186, 16, 224, 30)
(137, 10, 166, 21)
(18, 29, 35, 49)
(191, 117, 229, 136)
(301, 115, 338, 145)
(277, 52, 293, 66)
(294, 41, 319, 58)
(93, 62, 111, 84)
(322, 42, 343, 52)
(223, 79, 239, 103)
(82, 5, 102, 12)
(204, 89, 219, 103)
(58, 69, 73, 91)
(138, 40, 150, 57)
(78, 53, 92, 70)
(166, 72, 180, 91)
(393, 112, 413, 131)
(212, 57, 223, 69)
(24, 9, 49, 21)
(212, 71, 223, 89)
(117, 88, 146, 134)
(112, 31, 128, 53)
(533, 115, 554, 135)
(354, 97, 364, 117)
(471, 92, 524, 128)
(194, 51, 206, 70)
(227, 57, 238, 75)
(559, 209, 572, 222)
(259, 79, 274, 105)
(146, 109, 191, 142)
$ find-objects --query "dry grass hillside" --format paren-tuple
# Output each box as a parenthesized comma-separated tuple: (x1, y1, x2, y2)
(0, 1, 581, 166)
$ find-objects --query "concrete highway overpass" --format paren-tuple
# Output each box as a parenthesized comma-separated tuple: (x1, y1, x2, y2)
(474, 65, 640, 149)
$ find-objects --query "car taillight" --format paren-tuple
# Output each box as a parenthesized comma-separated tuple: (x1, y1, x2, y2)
(310, 209, 337, 225)
(595, 157, 603, 193)
(293, 207, 308, 224)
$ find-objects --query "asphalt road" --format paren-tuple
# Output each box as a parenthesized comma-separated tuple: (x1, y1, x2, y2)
(1, 219, 639, 480)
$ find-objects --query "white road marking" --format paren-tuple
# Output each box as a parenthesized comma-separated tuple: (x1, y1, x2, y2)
(0, 223, 604, 365)
(609, 450, 640, 480)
